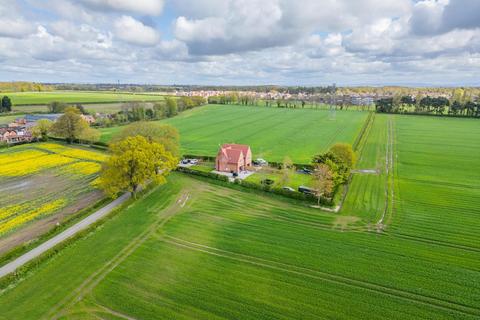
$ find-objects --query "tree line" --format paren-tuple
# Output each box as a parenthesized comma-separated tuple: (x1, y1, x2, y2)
(376, 92, 480, 117)
(95, 96, 206, 127)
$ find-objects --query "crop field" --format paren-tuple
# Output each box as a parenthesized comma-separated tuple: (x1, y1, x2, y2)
(0, 173, 479, 319)
(100, 104, 369, 163)
(0, 114, 479, 319)
(389, 115, 480, 249)
(0, 142, 105, 254)
(7, 91, 167, 106)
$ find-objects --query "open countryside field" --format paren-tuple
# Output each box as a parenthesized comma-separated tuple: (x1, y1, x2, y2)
(389, 115, 480, 249)
(7, 91, 167, 106)
(101, 104, 369, 163)
(0, 172, 479, 319)
(0, 142, 105, 255)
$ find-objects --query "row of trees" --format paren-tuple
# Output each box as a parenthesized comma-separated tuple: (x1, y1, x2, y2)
(0, 82, 52, 92)
(376, 94, 480, 117)
(0, 96, 12, 113)
(95, 96, 206, 127)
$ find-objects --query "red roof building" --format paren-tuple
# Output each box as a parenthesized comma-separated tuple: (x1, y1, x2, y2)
(215, 143, 252, 173)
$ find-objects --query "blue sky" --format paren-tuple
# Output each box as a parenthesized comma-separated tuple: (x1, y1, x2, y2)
(0, 0, 479, 86)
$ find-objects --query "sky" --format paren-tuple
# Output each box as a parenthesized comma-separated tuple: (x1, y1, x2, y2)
(0, 0, 479, 86)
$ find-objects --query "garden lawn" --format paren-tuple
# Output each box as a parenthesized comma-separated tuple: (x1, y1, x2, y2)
(244, 169, 313, 190)
(100, 104, 369, 163)
(0, 174, 479, 319)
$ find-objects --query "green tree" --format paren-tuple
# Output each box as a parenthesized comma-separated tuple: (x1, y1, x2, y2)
(153, 102, 167, 119)
(51, 106, 89, 143)
(1, 96, 12, 112)
(31, 119, 53, 141)
(165, 98, 177, 117)
(48, 101, 67, 113)
(78, 127, 101, 145)
(329, 143, 356, 168)
(312, 163, 334, 206)
(276, 156, 295, 188)
(99, 136, 177, 198)
(180, 96, 194, 110)
(112, 121, 180, 158)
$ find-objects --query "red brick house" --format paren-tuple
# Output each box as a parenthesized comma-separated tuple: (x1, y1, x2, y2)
(0, 127, 32, 144)
(215, 144, 252, 173)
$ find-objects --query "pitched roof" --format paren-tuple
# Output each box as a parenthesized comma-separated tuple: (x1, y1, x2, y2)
(218, 145, 244, 164)
(221, 143, 250, 155)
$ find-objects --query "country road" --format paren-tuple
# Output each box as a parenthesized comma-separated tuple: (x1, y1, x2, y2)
(0, 192, 130, 279)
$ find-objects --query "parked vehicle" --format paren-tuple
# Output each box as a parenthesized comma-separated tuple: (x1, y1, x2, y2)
(297, 167, 313, 175)
(298, 185, 315, 194)
(189, 159, 199, 165)
(261, 178, 274, 185)
(282, 186, 295, 192)
(255, 158, 268, 166)
(181, 159, 190, 164)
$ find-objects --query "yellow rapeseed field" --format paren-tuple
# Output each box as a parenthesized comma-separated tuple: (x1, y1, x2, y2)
(0, 154, 76, 176)
(0, 198, 67, 235)
(62, 161, 102, 175)
(0, 143, 106, 177)
(0, 203, 30, 221)
(37, 143, 107, 162)
(0, 150, 47, 166)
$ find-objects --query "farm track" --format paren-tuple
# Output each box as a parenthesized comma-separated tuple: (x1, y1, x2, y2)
(163, 235, 480, 317)
(377, 116, 395, 229)
(45, 190, 192, 320)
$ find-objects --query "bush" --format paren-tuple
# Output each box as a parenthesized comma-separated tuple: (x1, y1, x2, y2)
(176, 166, 229, 182)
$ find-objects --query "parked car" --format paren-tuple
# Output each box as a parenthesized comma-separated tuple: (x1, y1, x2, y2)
(189, 159, 199, 165)
(297, 167, 313, 175)
(298, 185, 315, 194)
(256, 158, 268, 165)
(282, 186, 295, 192)
(181, 159, 190, 164)
(261, 178, 274, 185)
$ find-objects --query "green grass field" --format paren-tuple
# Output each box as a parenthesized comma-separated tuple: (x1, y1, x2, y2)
(390, 115, 480, 249)
(0, 173, 478, 319)
(0, 113, 479, 319)
(7, 91, 167, 105)
(100, 104, 369, 163)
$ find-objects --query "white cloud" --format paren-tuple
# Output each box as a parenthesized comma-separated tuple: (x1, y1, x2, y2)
(0, 19, 36, 38)
(79, 0, 164, 15)
(114, 15, 159, 46)
(0, 0, 479, 85)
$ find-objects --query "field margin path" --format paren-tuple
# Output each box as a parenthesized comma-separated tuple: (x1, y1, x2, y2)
(0, 193, 130, 279)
